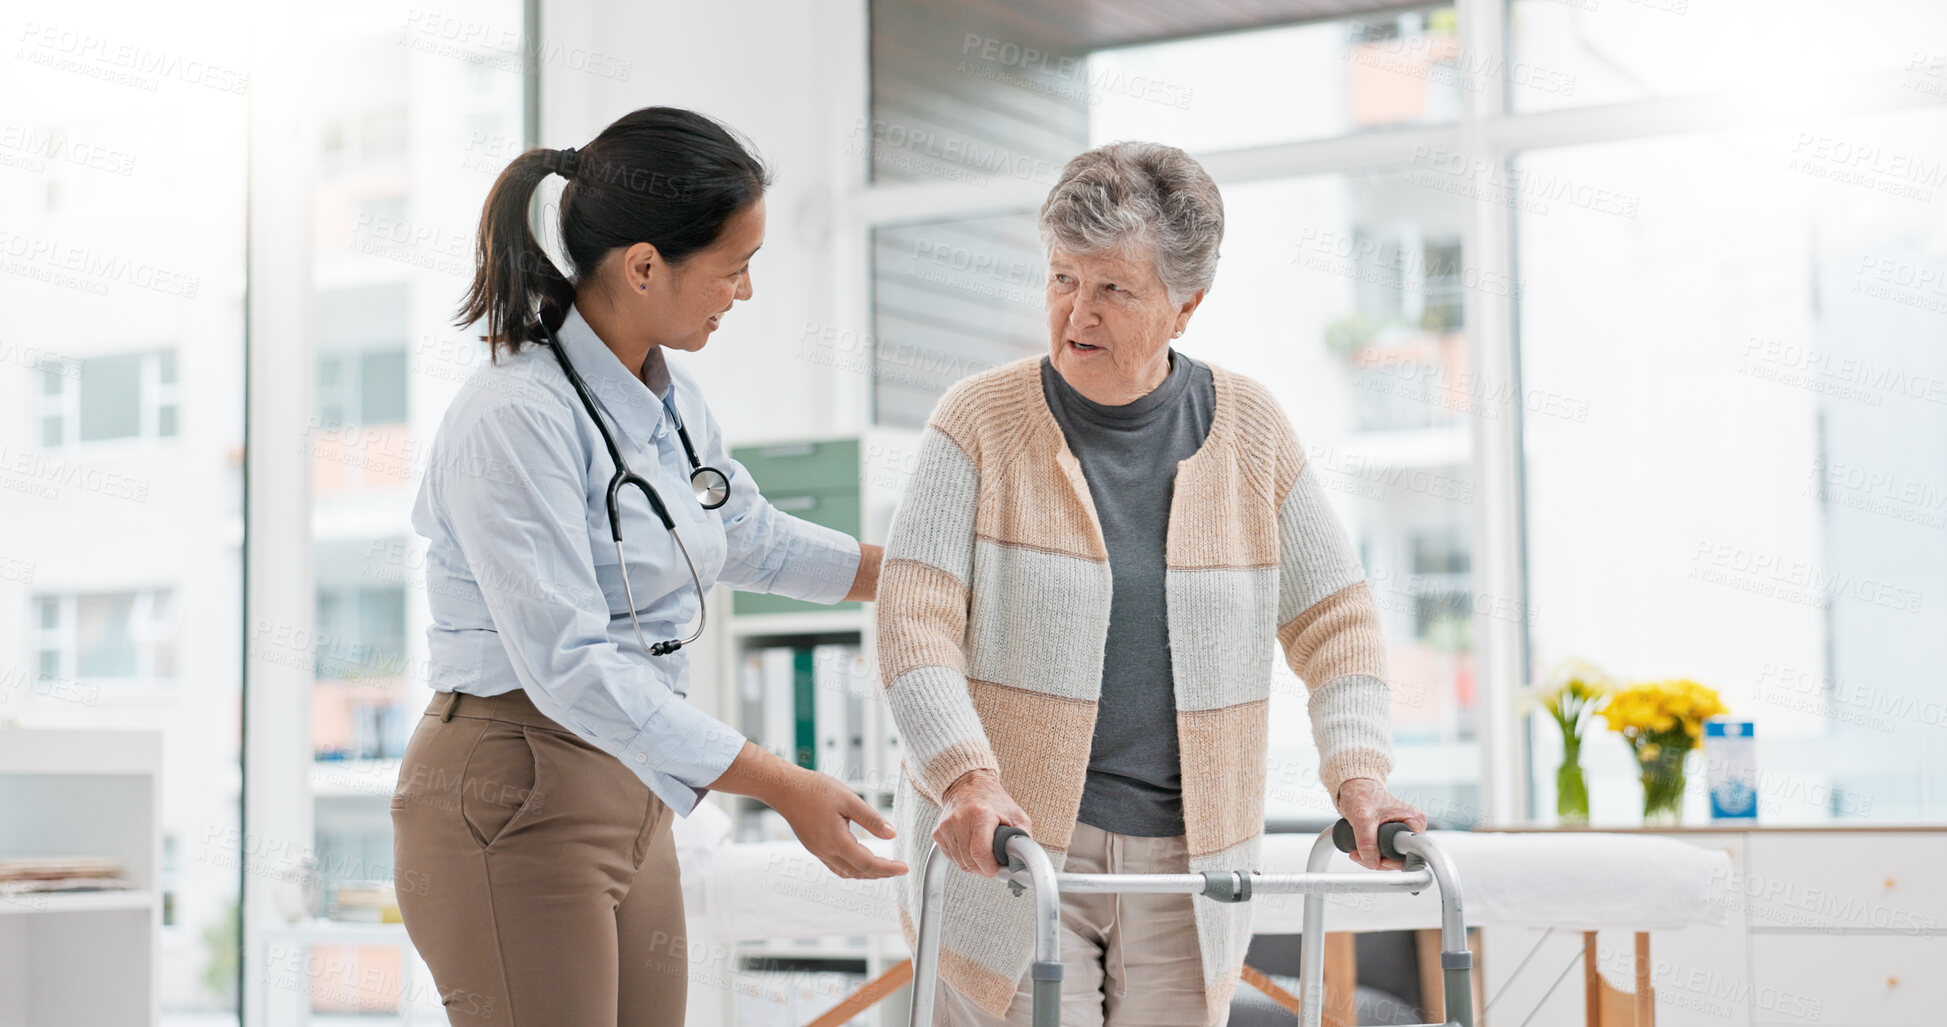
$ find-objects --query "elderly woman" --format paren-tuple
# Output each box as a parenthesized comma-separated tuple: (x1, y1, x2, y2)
(876, 141, 1427, 1027)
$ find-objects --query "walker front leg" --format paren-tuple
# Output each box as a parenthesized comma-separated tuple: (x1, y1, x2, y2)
(906, 842, 953, 1027)
(1302, 820, 1474, 1027)
(905, 827, 1063, 1027)
(993, 826, 1064, 1027)
(1297, 827, 1339, 1027)
(1393, 831, 1472, 1027)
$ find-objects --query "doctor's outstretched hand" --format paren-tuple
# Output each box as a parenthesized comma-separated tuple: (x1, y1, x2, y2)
(710, 740, 909, 880)
(1333, 778, 1428, 872)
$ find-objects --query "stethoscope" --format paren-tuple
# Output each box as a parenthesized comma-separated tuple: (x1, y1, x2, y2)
(541, 321, 732, 656)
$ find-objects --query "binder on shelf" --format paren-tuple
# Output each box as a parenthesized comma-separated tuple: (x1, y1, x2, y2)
(844, 650, 868, 788)
(812, 644, 851, 783)
(760, 646, 796, 762)
(792, 647, 816, 769)
(738, 653, 765, 755)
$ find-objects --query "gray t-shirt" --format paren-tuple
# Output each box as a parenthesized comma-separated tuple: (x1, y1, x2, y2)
(1040, 351, 1216, 837)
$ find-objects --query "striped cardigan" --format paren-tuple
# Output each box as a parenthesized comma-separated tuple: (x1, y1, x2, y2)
(877, 355, 1394, 1024)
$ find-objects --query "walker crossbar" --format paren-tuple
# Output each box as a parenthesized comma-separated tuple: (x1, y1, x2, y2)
(905, 819, 1471, 1027)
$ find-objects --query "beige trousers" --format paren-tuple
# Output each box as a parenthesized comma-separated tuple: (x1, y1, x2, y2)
(937, 819, 1229, 1027)
(390, 689, 688, 1025)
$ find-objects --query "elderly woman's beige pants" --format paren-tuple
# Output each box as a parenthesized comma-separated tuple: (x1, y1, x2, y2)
(390, 689, 688, 1025)
(935, 820, 1230, 1027)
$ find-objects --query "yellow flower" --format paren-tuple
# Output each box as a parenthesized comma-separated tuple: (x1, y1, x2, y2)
(1600, 677, 1729, 756)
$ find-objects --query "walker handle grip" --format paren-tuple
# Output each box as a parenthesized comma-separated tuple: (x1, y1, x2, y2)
(1333, 818, 1410, 864)
(992, 824, 1030, 870)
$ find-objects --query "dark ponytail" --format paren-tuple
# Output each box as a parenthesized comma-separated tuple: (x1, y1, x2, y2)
(455, 106, 773, 359)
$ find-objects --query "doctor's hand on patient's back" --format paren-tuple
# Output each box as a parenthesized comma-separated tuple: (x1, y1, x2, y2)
(935, 768, 1031, 877)
(709, 740, 909, 880)
(1334, 777, 1428, 872)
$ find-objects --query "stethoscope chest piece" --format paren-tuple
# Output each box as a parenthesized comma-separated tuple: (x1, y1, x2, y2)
(692, 465, 731, 510)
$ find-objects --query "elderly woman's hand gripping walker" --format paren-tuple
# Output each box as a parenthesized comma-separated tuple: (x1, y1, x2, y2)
(876, 141, 1429, 1027)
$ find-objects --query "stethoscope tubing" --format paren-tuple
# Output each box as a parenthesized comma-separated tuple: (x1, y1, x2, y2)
(541, 320, 723, 656)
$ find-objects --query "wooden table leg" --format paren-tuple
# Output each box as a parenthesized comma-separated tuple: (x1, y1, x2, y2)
(1324, 932, 1358, 1027)
(805, 958, 914, 1027)
(1240, 963, 1302, 1014)
(1584, 931, 1603, 1027)
(1633, 932, 1655, 1027)
(1416, 929, 1445, 1022)
(1582, 931, 1657, 1027)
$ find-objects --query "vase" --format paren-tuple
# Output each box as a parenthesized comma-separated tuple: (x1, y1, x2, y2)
(1637, 741, 1689, 827)
(1556, 739, 1590, 825)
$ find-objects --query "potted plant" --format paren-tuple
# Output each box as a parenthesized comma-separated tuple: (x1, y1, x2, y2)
(1527, 659, 1612, 825)
(1599, 678, 1728, 826)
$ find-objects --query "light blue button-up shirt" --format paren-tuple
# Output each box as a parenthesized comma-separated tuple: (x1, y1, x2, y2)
(411, 304, 861, 816)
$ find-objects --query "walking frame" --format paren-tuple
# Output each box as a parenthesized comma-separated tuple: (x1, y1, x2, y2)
(906, 819, 1472, 1027)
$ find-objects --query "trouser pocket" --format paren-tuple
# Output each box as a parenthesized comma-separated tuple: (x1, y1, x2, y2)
(459, 721, 543, 850)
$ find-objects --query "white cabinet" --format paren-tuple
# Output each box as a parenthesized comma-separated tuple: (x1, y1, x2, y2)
(1740, 832, 1947, 1027)
(1739, 833, 1947, 935)
(0, 728, 162, 1027)
(1749, 934, 1944, 1026)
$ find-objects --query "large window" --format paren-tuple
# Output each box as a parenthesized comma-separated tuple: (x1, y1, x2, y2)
(281, 6, 529, 1023)
(868, 3, 1489, 825)
(1518, 108, 1947, 822)
(1507, 0, 1947, 113)
(1177, 169, 1482, 821)
(3, 0, 527, 1023)
(864, 0, 1947, 827)
(0, 0, 249, 1020)
(1090, 8, 1463, 151)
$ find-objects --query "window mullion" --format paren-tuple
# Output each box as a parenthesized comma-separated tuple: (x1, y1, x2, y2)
(1458, 0, 1529, 828)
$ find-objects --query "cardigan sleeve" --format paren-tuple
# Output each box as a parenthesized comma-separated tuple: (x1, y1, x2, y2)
(875, 408, 1001, 804)
(1268, 420, 1397, 800)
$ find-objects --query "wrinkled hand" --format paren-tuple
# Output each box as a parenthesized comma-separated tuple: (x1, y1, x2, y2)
(934, 769, 1032, 877)
(1334, 777, 1428, 871)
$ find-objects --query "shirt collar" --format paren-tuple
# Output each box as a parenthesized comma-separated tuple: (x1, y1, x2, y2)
(554, 303, 668, 433)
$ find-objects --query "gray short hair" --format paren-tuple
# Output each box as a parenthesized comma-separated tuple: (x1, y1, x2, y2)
(1038, 141, 1225, 304)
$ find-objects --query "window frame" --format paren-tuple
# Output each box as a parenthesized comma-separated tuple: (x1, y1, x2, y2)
(31, 587, 177, 687)
(37, 348, 182, 449)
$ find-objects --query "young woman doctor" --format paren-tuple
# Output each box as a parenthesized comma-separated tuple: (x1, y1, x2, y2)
(390, 106, 906, 1026)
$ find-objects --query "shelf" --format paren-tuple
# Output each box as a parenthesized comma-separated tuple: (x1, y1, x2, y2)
(0, 889, 158, 916)
(729, 610, 869, 639)
(0, 727, 162, 774)
(0, 728, 161, 1025)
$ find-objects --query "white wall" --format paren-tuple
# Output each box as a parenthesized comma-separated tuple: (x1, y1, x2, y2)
(539, 0, 873, 443)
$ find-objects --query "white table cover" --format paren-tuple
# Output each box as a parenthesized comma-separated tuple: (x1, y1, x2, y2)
(678, 819, 1731, 942)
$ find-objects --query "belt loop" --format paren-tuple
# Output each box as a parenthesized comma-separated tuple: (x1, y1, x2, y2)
(441, 692, 460, 722)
